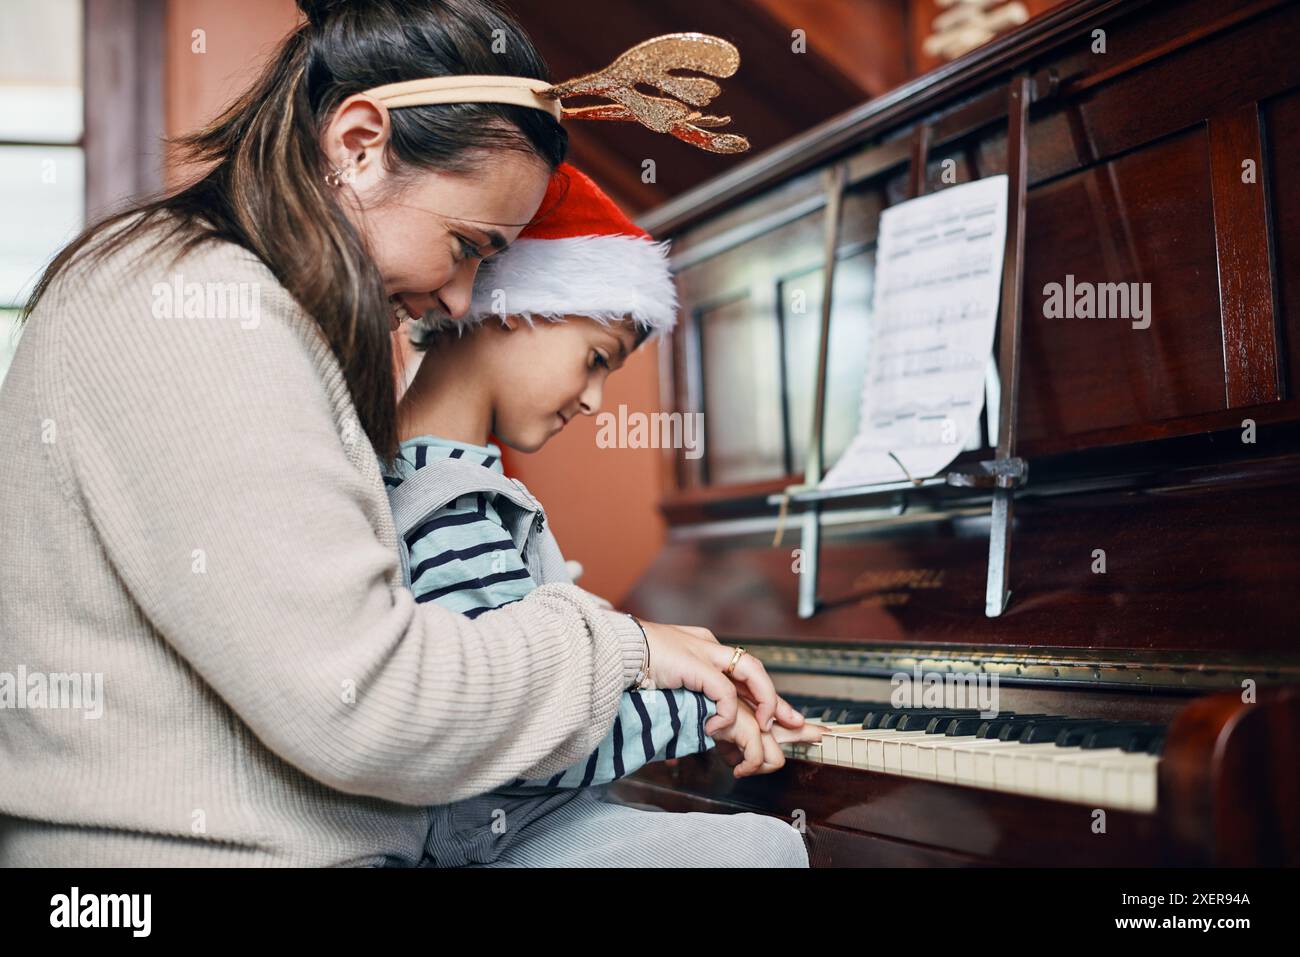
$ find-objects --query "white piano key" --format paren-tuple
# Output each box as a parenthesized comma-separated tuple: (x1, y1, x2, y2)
(782, 702, 1161, 814)
(1105, 763, 1130, 808)
(882, 731, 932, 772)
(1127, 754, 1160, 812)
(1013, 745, 1066, 795)
(1089, 751, 1161, 811)
(1080, 757, 1109, 803)
(948, 738, 1024, 784)
(935, 737, 994, 780)
(909, 734, 979, 779)
(830, 726, 916, 770)
(972, 740, 1034, 786)
(851, 733, 877, 769)
(811, 724, 865, 766)
(899, 734, 956, 776)
(946, 738, 1024, 780)
(993, 742, 1057, 792)
(1083, 751, 1158, 809)
(1043, 748, 1129, 804)
(829, 724, 864, 764)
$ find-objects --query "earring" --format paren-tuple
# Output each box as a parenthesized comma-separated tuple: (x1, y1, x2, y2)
(324, 162, 357, 188)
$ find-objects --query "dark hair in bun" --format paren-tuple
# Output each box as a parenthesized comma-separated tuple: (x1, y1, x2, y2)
(297, 0, 349, 27)
(24, 0, 567, 463)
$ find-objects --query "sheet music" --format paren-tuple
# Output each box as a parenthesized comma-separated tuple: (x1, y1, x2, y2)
(820, 175, 1008, 489)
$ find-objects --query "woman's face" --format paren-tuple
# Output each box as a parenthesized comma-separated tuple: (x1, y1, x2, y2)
(323, 96, 552, 326)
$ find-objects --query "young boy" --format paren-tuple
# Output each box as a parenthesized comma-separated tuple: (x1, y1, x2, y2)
(385, 165, 816, 865)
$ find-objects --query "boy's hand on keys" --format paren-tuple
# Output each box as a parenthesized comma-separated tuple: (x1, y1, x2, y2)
(706, 699, 825, 778)
(638, 619, 804, 735)
(771, 718, 828, 746)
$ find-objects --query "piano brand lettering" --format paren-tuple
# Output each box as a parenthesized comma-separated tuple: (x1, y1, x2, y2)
(890, 665, 999, 717)
(49, 887, 151, 937)
(854, 568, 944, 591)
(595, 403, 703, 459)
(1041, 274, 1151, 329)
(860, 592, 910, 607)
(0, 666, 103, 719)
(150, 272, 262, 329)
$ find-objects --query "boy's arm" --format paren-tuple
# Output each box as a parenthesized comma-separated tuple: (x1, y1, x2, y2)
(397, 491, 719, 788)
(510, 687, 718, 790)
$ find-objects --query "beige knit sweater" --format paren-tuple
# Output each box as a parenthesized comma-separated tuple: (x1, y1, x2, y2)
(0, 214, 647, 866)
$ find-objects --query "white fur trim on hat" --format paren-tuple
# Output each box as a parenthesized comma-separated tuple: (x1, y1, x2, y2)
(464, 235, 678, 337)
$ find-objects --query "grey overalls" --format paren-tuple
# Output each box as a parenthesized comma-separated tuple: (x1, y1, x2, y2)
(386, 458, 808, 868)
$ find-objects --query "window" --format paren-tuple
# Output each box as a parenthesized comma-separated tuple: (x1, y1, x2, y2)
(1, 0, 85, 382)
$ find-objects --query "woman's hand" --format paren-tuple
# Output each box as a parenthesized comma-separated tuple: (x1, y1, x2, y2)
(637, 619, 806, 735)
(706, 699, 826, 778)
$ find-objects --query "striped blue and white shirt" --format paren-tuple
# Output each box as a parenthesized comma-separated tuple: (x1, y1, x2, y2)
(382, 435, 717, 791)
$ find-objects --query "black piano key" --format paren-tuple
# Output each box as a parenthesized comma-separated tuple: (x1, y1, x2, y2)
(929, 712, 1015, 734)
(804, 699, 855, 719)
(999, 721, 1053, 741)
(978, 714, 1055, 738)
(1144, 735, 1166, 755)
(794, 698, 890, 724)
(864, 708, 898, 729)
(894, 710, 978, 731)
(1015, 718, 1119, 744)
(947, 713, 1019, 735)
(854, 702, 895, 718)
(880, 707, 968, 730)
(1120, 728, 1166, 752)
(1013, 718, 1118, 744)
(819, 701, 888, 724)
(1048, 721, 1150, 747)
(1052, 722, 1119, 746)
(872, 709, 911, 729)
(871, 710, 911, 729)
(806, 702, 847, 717)
(852, 703, 894, 726)
(831, 702, 879, 723)
(1080, 724, 1165, 750)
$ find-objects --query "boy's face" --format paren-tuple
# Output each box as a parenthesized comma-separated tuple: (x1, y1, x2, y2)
(481, 315, 640, 453)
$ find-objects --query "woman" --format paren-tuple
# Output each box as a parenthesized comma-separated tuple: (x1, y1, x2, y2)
(0, 0, 808, 867)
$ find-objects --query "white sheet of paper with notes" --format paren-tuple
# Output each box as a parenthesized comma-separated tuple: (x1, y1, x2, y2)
(820, 174, 1009, 490)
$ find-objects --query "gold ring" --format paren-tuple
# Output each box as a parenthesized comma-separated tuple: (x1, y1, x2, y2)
(725, 646, 746, 676)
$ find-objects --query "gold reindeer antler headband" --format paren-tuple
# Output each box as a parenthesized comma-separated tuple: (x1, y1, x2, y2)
(361, 32, 750, 155)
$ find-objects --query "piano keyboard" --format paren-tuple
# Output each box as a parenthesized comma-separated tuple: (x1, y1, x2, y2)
(782, 696, 1165, 813)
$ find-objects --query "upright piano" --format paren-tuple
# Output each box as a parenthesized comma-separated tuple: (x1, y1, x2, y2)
(608, 0, 1300, 866)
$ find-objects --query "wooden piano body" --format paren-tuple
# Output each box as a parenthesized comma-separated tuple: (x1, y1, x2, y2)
(607, 0, 1300, 866)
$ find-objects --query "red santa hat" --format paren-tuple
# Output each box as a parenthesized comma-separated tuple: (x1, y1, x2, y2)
(461, 163, 677, 338)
